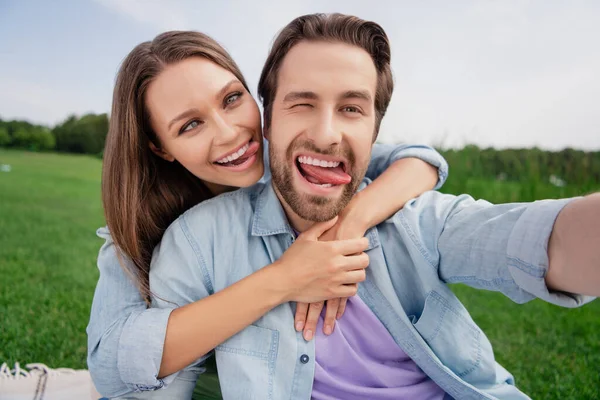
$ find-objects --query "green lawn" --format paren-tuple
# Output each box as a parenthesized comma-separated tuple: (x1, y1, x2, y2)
(0, 149, 598, 399)
(0, 149, 104, 369)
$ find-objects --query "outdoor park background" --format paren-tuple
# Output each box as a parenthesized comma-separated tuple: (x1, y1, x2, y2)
(1, 1, 599, 399)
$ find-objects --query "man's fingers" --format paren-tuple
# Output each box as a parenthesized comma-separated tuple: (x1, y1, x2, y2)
(303, 302, 324, 341)
(294, 302, 309, 332)
(323, 298, 340, 335)
(336, 297, 348, 320)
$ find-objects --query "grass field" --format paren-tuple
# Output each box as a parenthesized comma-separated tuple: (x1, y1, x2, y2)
(0, 149, 599, 399)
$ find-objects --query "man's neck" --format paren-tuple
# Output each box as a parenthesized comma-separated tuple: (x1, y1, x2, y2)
(273, 184, 320, 233)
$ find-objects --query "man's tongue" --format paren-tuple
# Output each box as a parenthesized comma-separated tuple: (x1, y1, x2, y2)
(298, 163, 351, 185)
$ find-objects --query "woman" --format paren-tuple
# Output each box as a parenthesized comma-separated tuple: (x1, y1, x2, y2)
(87, 30, 448, 398)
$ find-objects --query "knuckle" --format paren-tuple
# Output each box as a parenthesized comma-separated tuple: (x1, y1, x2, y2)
(328, 298, 340, 306)
(360, 253, 370, 267)
(326, 286, 337, 297)
(325, 241, 337, 252)
(326, 261, 338, 274)
(358, 270, 366, 282)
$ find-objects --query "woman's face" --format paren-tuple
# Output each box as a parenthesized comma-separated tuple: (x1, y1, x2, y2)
(145, 57, 264, 194)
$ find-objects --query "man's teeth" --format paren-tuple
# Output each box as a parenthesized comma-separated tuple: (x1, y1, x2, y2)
(297, 156, 340, 168)
(217, 143, 250, 164)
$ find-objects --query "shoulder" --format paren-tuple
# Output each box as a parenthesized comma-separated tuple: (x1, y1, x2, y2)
(163, 183, 264, 248)
(180, 183, 262, 225)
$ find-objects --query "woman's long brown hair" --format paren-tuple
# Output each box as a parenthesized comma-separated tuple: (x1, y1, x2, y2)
(102, 31, 249, 302)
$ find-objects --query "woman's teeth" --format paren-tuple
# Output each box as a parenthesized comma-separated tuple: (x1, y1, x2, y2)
(216, 142, 250, 164)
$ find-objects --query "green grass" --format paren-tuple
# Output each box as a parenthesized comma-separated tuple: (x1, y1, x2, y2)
(0, 149, 598, 399)
(0, 149, 104, 368)
(439, 175, 600, 400)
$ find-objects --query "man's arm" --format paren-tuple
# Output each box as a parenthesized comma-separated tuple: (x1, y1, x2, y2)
(546, 193, 600, 296)
(398, 191, 596, 307)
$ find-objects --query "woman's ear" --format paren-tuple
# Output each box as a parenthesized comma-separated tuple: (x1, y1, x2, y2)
(149, 142, 175, 162)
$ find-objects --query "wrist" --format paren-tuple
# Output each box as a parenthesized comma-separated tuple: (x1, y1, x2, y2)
(341, 191, 374, 231)
(259, 261, 294, 305)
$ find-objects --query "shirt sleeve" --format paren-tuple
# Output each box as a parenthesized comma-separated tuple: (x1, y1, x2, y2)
(397, 191, 595, 307)
(86, 227, 175, 397)
(366, 143, 449, 190)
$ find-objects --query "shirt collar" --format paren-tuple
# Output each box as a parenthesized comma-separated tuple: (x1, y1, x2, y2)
(251, 180, 380, 251)
(251, 182, 295, 238)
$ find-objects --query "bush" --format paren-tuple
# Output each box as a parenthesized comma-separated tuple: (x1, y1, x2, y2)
(0, 127, 10, 147)
(12, 127, 56, 151)
(53, 113, 108, 155)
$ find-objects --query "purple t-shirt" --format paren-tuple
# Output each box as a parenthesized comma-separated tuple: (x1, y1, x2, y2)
(311, 295, 447, 400)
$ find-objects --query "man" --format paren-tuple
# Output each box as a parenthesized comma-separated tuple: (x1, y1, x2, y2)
(150, 13, 598, 399)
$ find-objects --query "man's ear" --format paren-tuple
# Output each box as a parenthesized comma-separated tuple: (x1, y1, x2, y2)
(149, 142, 175, 162)
(262, 112, 270, 141)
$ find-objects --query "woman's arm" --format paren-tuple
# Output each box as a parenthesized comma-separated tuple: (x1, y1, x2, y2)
(295, 143, 448, 339)
(365, 142, 448, 190)
(87, 228, 174, 397)
(88, 220, 369, 395)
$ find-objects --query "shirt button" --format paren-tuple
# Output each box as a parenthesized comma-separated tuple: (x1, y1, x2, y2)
(300, 354, 310, 364)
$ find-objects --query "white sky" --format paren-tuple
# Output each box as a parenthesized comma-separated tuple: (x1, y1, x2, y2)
(1, 0, 599, 150)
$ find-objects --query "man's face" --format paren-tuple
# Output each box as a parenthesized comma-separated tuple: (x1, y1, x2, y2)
(267, 40, 378, 222)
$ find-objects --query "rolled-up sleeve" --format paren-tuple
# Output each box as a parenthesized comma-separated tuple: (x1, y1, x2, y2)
(87, 227, 176, 397)
(506, 198, 594, 307)
(400, 192, 594, 307)
(366, 143, 449, 189)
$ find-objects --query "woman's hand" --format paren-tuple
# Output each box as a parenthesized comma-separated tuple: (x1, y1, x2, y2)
(273, 216, 369, 305)
(293, 210, 370, 340)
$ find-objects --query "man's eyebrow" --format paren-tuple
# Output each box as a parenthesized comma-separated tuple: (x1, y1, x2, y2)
(282, 91, 319, 102)
(339, 90, 372, 102)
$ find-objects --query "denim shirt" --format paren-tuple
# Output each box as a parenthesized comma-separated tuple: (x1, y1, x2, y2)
(146, 182, 592, 400)
(87, 142, 449, 397)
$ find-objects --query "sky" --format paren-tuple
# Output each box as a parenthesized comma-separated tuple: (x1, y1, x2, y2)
(1, 0, 599, 150)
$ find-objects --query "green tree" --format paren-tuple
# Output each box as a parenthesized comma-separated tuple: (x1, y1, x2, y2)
(0, 127, 10, 147)
(53, 113, 108, 155)
(12, 127, 55, 151)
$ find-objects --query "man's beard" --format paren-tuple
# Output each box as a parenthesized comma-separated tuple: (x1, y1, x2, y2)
(269, 138, 367, 222)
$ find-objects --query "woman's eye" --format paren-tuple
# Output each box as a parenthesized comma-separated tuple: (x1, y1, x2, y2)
(225, 92, 242, 106)
(182, 120, 202, 133)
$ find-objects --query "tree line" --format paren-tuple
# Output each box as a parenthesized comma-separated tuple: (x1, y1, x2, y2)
(0, 114, 108, 155)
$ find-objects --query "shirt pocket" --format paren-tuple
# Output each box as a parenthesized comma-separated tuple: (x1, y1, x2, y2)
(411, 290, 497, 385)
(215, 324, 279, 400)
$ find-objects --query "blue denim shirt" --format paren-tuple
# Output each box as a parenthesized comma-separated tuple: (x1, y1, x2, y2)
(87, 142, 449, 397)
(146, 182, 592, 400)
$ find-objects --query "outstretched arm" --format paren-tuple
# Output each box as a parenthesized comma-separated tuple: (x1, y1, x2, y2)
(546, 193, 600, 296)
